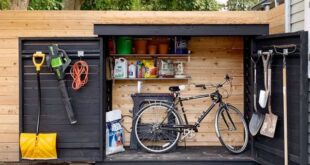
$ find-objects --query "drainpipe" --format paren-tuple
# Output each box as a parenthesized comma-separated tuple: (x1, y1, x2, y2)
(305, 0, 310, 78)
(285, 0, 291, 32)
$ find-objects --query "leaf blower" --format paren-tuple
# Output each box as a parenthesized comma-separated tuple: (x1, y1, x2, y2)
(47, 44, 77, 124)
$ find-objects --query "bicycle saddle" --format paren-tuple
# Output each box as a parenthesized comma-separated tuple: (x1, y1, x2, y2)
(169, 86, 180, 92)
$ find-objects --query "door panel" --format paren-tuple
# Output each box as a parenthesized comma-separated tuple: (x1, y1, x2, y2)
(20, 37, 105, 162)
(251, 32, 308, 165)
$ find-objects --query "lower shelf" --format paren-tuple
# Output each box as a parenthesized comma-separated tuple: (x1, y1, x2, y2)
(113, 77, 191, 81)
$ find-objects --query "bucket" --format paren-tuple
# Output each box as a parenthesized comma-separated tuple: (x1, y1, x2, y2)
(116, 37, 132, 54)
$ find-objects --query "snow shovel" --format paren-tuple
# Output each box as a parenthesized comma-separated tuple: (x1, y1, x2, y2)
(20, 52, 57, 160)
(249, 53, 265, 136)
(260, 51, 278, 138)
(259, 51, 271, 108)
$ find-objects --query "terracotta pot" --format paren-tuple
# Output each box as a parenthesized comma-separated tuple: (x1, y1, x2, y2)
(159, 43, 169, 54)
(148, 39, 158, 46)
(134, 39, 147, 54)
(154, 37, 169, 44)
(148, 45, 157, 54)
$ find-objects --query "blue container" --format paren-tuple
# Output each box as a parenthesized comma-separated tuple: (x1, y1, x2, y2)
(175, 37, 188, 54)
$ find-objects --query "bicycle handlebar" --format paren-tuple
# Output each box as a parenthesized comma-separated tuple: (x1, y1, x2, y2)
(195, 84, 207, 89)
(195, 74, 233, 98)
(195, 74, 232, 89)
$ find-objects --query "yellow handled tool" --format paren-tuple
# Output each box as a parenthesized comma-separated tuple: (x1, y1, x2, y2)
(20, 51, 57, 160)
(32, 51, 45, 71)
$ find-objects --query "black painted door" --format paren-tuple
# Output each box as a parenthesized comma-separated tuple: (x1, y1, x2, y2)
(251, 32, 308, 165)
(20, 37, 105, 162)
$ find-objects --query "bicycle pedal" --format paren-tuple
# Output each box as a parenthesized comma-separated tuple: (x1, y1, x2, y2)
(187, 131, 196, 139)
(180, 129, 196, 141)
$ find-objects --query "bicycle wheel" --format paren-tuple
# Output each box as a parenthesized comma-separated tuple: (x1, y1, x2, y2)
(215, 104, 249, 153)
(134, 103, 181, 153)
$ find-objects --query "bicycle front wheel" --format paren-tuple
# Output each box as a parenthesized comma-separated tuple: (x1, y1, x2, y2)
(215, 104, 249, 153)
(134, 103, 181, 153)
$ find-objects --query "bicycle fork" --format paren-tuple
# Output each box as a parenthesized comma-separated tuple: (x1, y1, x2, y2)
(221, 104, 237, 131)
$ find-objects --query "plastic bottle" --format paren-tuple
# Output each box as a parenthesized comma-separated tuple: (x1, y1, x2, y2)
(136, 61, 143, 78)
(128, 62, 136, 78)
(114, 58, 128, 78)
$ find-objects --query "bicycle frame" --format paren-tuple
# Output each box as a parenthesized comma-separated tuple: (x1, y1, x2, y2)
(162, 88, 236, 133)
(175, 90, 223, 127)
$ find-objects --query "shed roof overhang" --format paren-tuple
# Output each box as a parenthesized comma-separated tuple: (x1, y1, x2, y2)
(94, 24, 269, 36)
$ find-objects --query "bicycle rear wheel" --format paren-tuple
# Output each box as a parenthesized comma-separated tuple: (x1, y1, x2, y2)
(215, 104, 248, 153)
(134, 103, 181, 153)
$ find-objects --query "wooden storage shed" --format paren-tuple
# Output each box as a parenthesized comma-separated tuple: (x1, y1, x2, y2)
(0, 4, 309, 165)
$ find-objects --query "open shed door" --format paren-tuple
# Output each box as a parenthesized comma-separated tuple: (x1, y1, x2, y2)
(251, 32, 308, 165)
(19, 37, 107, 162)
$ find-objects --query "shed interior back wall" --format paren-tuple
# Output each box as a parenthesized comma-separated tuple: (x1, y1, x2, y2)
(113, 37, 244, 146)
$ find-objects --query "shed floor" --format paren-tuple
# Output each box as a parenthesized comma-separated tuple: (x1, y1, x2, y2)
(105, 146, 253, 162)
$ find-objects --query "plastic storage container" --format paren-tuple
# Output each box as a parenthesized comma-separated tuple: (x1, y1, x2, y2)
(116, 37, 133, 54)
(114, 58, 128, 78)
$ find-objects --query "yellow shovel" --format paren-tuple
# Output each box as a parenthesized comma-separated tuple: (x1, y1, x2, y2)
(20, 52, 57, 160)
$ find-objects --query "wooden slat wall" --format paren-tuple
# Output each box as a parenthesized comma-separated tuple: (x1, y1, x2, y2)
(268, 4, 285, 34)
(0, 10, 273, 162)
(113, 37, 244, 146)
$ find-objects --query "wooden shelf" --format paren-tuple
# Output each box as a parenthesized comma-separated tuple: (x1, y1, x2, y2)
(110, 54, 190, 59)
(113, 77, 191, 81)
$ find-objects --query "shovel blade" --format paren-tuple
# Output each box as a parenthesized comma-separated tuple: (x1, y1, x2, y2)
(260, 113, 278, 138)
(259, 90, 268, 108)
(20, 133, 57, 160)
(249, 113, 265, 136)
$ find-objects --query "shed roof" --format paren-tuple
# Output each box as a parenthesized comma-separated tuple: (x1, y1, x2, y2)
(0, 10, 268, 24)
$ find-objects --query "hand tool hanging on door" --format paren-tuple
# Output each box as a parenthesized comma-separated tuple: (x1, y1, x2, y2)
(274, 44, 297, 165)
(20, 52, 57, 160)
(249, 51, 265, 136)
(260, 50, 278, 138)
(47, 44, 77, 124)
(259, 50, 271, 108)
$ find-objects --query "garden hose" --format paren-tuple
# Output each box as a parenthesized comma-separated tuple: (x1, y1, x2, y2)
(70, 60, 89, 90)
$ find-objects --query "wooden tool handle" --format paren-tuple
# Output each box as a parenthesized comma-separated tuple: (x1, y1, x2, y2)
(267, 68, 272, 114)
(283, 67, 288, 165)
(253, 67, 258, 112)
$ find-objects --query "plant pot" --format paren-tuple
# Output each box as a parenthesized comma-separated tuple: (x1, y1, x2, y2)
(148, 45, 157, 54)
(134, 39, 147, 54)
(159, 43, 169, 54)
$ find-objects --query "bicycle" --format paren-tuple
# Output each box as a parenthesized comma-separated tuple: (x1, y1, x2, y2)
(133, 75, 249, 154)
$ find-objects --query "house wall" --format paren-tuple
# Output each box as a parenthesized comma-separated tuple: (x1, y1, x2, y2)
(0, 10, 270, 162)
(290, 0, 305, 32)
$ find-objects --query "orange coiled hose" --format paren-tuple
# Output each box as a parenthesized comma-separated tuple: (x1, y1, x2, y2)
(70, 60, 89, 90)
